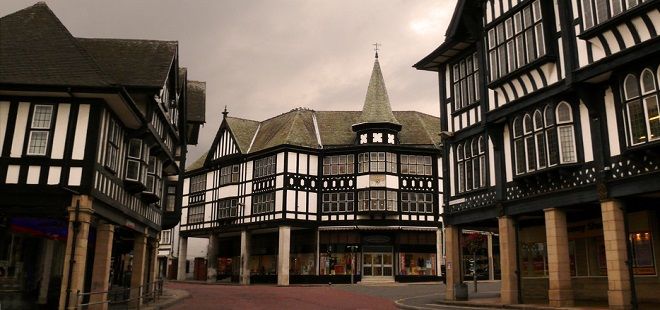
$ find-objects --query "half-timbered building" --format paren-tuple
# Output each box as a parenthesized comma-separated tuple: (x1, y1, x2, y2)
(178, 54, 444, 285)
(416, 0, 660, 308)
(0, 3, 204, 309)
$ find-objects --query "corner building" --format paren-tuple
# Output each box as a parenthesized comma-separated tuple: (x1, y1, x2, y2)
(416, 0, 660, 308)
(180, 55, 444, 285)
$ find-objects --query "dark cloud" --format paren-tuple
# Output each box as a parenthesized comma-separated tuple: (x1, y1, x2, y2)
(2, 0, 457, 163)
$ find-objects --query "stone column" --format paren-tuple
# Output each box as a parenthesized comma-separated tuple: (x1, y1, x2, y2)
(240, 229, 251, 285)
(277, 226, 291, 286)
(177, 237, 188, 281)
(498, 216, 519, 304)
(601, 199, 633, 310)
(487, 233, 495, 281)
(150, 238, 160, 295)
(444, 225, 461, 300)
(207, 233, 218, 282)
(59, 195, 94, 310)
(544, 208, 573, 307)
(89, 223, 115, 310)
(315, 229, 321, 276)
(38, 239, 55, 304)
(130, 233, 148, 308)
(436, 228, 443, 277)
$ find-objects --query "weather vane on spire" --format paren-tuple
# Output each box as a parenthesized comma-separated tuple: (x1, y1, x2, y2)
(373, 43, 381, 59)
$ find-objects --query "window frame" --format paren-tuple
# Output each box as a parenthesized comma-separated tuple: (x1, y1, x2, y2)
(105, 117, 121, 173)
(400, 192, 434, 214)
(26, 104, 55, 156)
(357, 189, 397, 212)
(187, 205, 205, 224)
(622, 68, 660, 147)
(253, 155, 277, 178)
(220, 164, 241, 185)
(322, 192, 355, 213)
(357, 152, 397, 174)
(322, 154, 355, 175)
(252, 191, 275, 214)
(451, 52, 481, 112)
(456, 136, 487, 194)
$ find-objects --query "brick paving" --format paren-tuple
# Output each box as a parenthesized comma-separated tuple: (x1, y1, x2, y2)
(165, 282, 398, 310)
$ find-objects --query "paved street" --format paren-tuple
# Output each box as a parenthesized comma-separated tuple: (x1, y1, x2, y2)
(164, 281, 502, 310)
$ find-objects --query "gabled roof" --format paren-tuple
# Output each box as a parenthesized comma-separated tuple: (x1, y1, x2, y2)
(187, 80, 206, 123)
(187, 151, 208, 171)
(249, 109, 319, 153)
(354, 56, 400, 127)
(0, 2, 112, 87)
(414, 0, 481, 71)
(77, 38, 177, 88)
(225, 117, 260, 153)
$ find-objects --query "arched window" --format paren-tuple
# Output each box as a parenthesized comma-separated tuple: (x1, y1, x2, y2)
(512, 102, 576, 175)
(456, 136, 488, 194)
(623, 69, 660, 146)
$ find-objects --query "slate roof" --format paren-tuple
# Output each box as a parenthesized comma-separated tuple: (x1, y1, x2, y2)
(225, 117, 260, 153)
(187, 81, 206, 123)
(77, 38, 177, 88)
(354, 57, 400, 126)
(187, 152, 208, 171)
(0, 2, 112, 87)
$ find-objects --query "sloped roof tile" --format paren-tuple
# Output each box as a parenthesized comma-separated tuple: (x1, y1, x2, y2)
(187, 80, 206, 123)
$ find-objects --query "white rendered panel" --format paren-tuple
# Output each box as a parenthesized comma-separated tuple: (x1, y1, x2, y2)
(219, 184, 239, 198)
(0, 102, 10, 155)
(6, 165, 19, 183)
(529, 70, 544, 90)
(356, 175, 369, 189)
(51, 104, 70, 159)
(453, 116, 459, 132)
(205, 172, 213, 191)
(449, 146, 455, 197)
(617, 24, 635, 49)
(287, 190, 295, 212)
(298, 192, 307, 212)
(603, 31, 620, 54)
(502, 83, 515, 103)
(308, 193, 317, 213)
(183, 178, 190, 195)
(648, 10, 660, 35)
(385, 175, 399, 189)
(542, 63, 558, 85)
(11, 102, 30, 158)
(589, 38, 606, 62)
(275, 190, 283, 212)
(469, 109, 476, 126)
(276, 152, 285, 173)
(558, 38, 566, 79)
(631, 17, 651, 41)
(503, 125, 513, 182)
(461, 113, 467, 129)
(571, 0, 578, 17)
(276, 175, 284, 189)
(72, 104, 90, 160)
(309, 155, 318, 176)
(445, 67, 451, 99)
(447, 104, 453, 129)
(287, 152, 297, 173)
(604, 88, 621, 156)
(488, 89, 496, 111)
(68, 167, 82, 186)
(246, 181, 253, 195)
(246, 161, 254, 181)
(520, 75, 534, 94)
(48, 166, 61, 185)
(489, 136, 496, 186)
(299, 154, 308, 174)
(579, 102, 594, 162)
(244, 196, 252, 216)
(27, 166, 40, 184)
(554, 0, 561, 31)
(577, 26, 589, 67)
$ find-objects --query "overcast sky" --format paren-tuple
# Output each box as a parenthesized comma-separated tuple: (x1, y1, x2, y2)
(2, 0, 457, 163)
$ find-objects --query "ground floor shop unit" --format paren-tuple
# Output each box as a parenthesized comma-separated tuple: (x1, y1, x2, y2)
(0, 195, 162, 310)
(177, 225, 450, 285)
(444, 197, 660, 309)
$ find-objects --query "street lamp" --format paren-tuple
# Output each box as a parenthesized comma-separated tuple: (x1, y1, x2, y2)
(347, 245, 359, 284)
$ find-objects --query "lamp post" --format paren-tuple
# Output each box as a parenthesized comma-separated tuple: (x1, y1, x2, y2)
(348, 245, 359, 284)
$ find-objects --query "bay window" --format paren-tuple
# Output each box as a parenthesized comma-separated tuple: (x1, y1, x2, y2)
(357, 190, 397, 212)
(357, 152, 397, 173)
(125, 138, 149, 185)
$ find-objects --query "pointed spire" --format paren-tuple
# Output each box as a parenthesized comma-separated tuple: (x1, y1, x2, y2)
(354, 51, 400, 127)
(222, 105, 228, 119)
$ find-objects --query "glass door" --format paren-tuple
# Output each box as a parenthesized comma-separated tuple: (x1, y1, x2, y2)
(362, 252, 393, 277)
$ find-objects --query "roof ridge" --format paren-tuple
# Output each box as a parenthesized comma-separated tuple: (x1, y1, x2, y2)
(77, 37, 178, 44)
(226, 115, 259, 123)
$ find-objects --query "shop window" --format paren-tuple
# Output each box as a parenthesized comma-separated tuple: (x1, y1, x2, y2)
(399, 253, 436, 276)
(322, 192, 354, 213)
(220, 164, 240, 185)
(629, 231, 655, 275)
(320, 245, 360, 276)
(26, 104, 54, 156)
(253, 155, 276, 178)
(323, 154, 355, 175)
(623, 68, 660, 146)
(357, 152, 397, 173)
(513, 102, 576, 175)
(400, 155, 433, 176)
(252, 192, 275, 214)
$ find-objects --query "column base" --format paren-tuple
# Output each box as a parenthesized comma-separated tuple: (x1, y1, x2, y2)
(548, 289, 574, 307)
(500, 290, 519, 304)
(608, 290, 632, 310)
(445, 288, 455, 301)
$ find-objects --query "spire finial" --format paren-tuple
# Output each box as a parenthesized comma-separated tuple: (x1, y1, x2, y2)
(373, 43, 380, 59)
(222, 105, 228, 119)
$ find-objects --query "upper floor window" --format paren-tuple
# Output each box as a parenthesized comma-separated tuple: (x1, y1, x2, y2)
(488, 0, 545, 81)
(190, 174, 206, 193)
(513, 102, 577, 175)
(188, 205, 204, 224)
(401, 192, 433, 213)
(217, 198, 238, 219)
(26, 105, 54, 156)
(322, 192, 354, 213)
(125, 139, 148, 184)
(452, 53, 480, 110)
(105, 118, 121, 172)
(581, 0, 650, 30)
(357, 189, 397, 212)
(400, 155, 433, 176)
(357, 152, 397, 173)
(220, 164, 240, 185)
(252, 192, 275, 214)
(161, 230, 171, 244)
(254, 155, 276, 178)
(456, 136, 486, 193)
(323, 154, 355, 175)
(145, 156, 162, 197)
(623, 68, 660, 146)
(165, 185, 176, 212)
